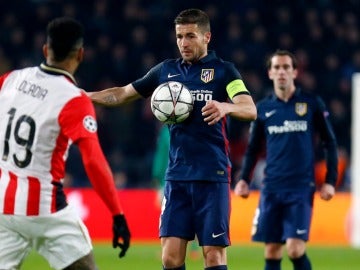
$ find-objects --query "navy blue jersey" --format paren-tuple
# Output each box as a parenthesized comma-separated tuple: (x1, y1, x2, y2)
(240, 88, 338, 191)
(132, 51, 249, 183)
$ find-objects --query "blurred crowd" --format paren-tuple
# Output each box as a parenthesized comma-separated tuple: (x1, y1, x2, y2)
(0, 0, 358, 190)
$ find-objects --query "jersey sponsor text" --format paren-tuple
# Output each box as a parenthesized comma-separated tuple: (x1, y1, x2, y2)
(191, 89, 212, 101)
(268, 120, 307, 134)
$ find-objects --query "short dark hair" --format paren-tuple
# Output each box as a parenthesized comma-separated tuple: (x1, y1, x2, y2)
(174, 9, 210, 33)
(266, 49, 298, 70)
(46, 17, 84, 62)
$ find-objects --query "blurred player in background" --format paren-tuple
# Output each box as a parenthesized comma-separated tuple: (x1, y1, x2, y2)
(0, 17, 130, 270)
(234, 50, 338, 270)
(89, 8, 256, 270)
(152, 124, 170, 205)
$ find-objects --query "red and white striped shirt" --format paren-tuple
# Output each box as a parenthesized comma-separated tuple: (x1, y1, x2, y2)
(0, 64, 122, 216)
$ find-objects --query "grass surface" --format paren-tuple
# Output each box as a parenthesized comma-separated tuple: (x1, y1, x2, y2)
(21, 242, 359, 269)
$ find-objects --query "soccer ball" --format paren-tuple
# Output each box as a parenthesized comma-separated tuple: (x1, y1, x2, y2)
(151, 81, 194, 124)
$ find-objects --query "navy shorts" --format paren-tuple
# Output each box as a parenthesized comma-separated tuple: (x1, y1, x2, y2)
(251, 190, 315, 243)
(160, 181, 231, 247)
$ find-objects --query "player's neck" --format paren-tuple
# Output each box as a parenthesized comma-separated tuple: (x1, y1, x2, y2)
(275, 86, 296, 102)
(45, 59, 78, 76)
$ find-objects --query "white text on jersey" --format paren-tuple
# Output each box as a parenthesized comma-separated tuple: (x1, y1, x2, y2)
(190, 89, 212, 102)
(268, 120, 308, 134)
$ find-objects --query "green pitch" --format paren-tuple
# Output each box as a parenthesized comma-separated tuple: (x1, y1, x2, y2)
(21, 242, 359, 269)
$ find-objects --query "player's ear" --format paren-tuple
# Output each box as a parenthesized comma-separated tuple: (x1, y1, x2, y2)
(77, 47, 84, 62)
(292, 68, 298, 79)
(268, 69, 273, 80)
(204, 32, 211, 44)
(43, 44, 48, 58)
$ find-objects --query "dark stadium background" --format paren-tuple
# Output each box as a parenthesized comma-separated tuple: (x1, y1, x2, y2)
(0, 0, 358, 189)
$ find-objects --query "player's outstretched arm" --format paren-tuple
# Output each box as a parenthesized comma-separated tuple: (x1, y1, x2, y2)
(88, 83, 141, 106)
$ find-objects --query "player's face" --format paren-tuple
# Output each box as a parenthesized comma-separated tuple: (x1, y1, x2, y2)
(175, 24, 210, 63)
(268, 55, 298, 92)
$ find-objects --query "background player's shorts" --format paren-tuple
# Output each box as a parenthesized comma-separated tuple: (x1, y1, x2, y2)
(0, 205, 92, 270)
(251, 189, 315, 243)
(160, 181, 231, 247)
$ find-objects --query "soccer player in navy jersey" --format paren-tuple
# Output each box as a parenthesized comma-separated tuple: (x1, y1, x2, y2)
(234, 50, 338, 270)
(89, 8, 257, 270)
(0, 18, 130, 269)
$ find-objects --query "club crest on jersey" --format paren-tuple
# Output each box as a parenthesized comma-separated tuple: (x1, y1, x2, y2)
(83, 115, 97, 133)
(201, 69, 214, 83)
(295, 103, 307, 116)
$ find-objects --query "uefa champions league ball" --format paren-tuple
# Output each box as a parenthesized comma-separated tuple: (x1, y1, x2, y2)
(151, 81, 194, 124)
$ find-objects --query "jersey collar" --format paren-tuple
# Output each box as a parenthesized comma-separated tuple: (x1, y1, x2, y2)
(39, 63, 77, 85)
(271, 87, 301, 102)
(198, 50, 217, 63)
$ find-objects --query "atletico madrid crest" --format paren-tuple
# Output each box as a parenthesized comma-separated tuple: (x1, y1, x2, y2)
(295, 103, 307, 116)
(201, 69, 214, 83)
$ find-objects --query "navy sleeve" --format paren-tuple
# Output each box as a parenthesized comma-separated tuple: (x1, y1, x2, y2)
(314, 96, 338, 186)
(224, 61, 242, 81)
(132, 62, 163, 98)
(239, 118, 265, 184)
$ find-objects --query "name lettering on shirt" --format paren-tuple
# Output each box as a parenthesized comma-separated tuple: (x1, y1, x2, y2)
(17, 80, 48, 100)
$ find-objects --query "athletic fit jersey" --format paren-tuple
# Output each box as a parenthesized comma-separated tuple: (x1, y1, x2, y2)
(0, 64, 100, 216)
(240, 88, 338, 192)
(133, 51, 250, 183)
